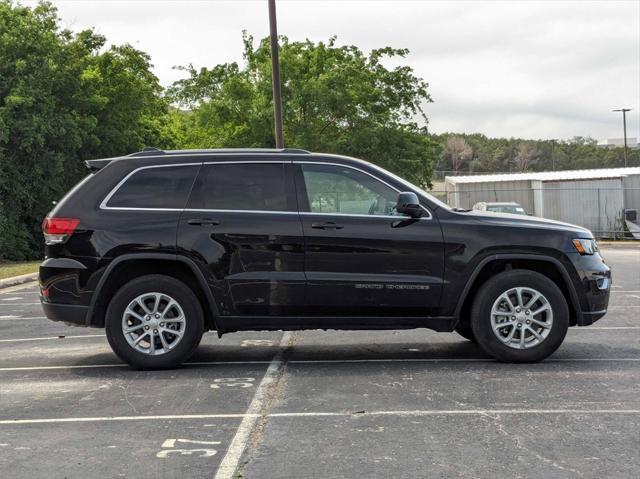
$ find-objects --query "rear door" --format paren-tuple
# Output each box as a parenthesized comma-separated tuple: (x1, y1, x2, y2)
(295, 161, 444, 318)
(177, 159, 305, 318)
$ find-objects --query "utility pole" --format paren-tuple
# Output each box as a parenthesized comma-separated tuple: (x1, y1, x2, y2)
(612, 108, 631, 167)
(268, 0, 284, 148)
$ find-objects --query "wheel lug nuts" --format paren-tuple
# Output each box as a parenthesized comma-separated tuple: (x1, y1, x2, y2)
(517, 323, 522, 328)
(153, 329, 158, 334)
(145, 316, 150, 321)
(155, 314, 160, 319)
(525, 310, 530, 315)
(144, 325, 149, 330)
(526, 320, 531, 324)
(511, 316, 516, 320)
(516, 308, 521, 313)
(159, 322, 164, 327)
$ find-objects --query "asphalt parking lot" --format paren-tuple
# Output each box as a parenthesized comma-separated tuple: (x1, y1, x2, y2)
(0, 245, 638, 479)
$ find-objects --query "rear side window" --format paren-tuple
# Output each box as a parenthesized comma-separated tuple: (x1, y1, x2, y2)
(105, 165, 200, 209)
(188, 163, 289, 211)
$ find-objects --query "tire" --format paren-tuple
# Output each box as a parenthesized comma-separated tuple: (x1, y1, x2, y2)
(470, 270, 569, 363)
(454, 319, 477, 342)
(106, 275, 204, 370)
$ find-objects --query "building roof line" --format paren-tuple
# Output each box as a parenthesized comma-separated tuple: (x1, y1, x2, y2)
(445, 167, 640, 184)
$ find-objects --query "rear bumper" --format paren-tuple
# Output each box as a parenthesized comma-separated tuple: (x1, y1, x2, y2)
(41, 301, 89, 327)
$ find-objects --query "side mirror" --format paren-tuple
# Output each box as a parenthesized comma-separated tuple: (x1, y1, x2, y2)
(396, 192, 422, 218)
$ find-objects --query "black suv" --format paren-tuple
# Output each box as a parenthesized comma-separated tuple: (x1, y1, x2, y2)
(40, 148, 611, 368)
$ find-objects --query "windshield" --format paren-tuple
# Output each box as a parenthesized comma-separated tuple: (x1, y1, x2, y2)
(487, 205, 527, 215)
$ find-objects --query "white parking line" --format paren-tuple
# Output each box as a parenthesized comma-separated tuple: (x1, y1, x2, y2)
(0, 317, 46, 321)
(0, 303, 40, 306)
(1, 357, 639, 373)
(0, 335, 105, 343)
(0, 324, 637, 343)
(0, 283, 38, 294)
(214, 331, 292, 479)
(286, 358, 640, 364)
(574, 327, 640, 330)
(1, 408, 639, 426)
(0, 291, 39, 295)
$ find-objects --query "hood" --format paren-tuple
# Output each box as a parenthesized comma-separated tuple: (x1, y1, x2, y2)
(460, 210, 592, 237)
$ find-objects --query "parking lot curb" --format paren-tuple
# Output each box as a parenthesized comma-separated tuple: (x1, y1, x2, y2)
(0, 272, 38, 290)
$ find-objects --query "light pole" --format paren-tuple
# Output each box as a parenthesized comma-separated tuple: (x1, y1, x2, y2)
(612, 108, 631, 167)
(268, 0, 284, 149)
(550, 139, 557, 171)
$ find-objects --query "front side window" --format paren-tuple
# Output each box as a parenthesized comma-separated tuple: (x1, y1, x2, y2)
(301, 164, 398, 216)
(188, 163, 289, 211)
(106, 165, 199, 209)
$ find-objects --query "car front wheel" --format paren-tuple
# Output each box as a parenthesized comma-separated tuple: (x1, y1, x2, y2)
(470, 270, 569, 362)
(106, 275, 204, 369)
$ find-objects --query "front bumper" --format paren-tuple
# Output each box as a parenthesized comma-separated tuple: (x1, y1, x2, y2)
(571, 252, 611, 326)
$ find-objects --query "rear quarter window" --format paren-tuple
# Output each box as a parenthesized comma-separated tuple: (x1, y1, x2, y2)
(104, 165, 200, 209)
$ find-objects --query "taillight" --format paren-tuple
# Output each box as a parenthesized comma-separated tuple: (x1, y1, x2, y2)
(42, 217, 80, 245)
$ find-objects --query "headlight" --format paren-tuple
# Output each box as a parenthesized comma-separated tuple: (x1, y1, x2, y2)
(572, 238, 598, 255)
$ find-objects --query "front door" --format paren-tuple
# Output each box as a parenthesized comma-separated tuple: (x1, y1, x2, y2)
(177, 160, 305, 318)
(295, 162, 444, 318)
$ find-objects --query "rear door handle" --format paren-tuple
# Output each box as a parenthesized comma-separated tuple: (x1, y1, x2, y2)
(187, 218, 220, 226)
(311, 222, 343, 230)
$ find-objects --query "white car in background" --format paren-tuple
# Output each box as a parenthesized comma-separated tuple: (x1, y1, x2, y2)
(473, 202, 528, 215)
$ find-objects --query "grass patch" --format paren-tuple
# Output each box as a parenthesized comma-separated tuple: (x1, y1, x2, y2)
(0, 261, 40, 280)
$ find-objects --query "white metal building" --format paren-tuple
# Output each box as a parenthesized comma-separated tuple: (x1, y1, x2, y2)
(444, 167, 640, 235)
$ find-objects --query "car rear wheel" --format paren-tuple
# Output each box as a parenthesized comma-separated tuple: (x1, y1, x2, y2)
(470, 270, 569, 362)
(106, 275, 204, 369)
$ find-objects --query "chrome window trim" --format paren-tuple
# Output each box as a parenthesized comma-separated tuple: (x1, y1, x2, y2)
(100, 160, 289, 211)
(185, 208, 299, 215)
(294, 161, 432, 220)
(100, 162, 202, 210)
(99, 158, 432, 220)
(298, 212, 417, 220)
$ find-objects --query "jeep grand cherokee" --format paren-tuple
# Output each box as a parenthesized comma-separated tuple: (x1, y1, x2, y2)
(39, 148, 611, 369)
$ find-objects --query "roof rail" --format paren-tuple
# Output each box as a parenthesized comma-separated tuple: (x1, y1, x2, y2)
(281, 148, 310, 154)
(85, 147, 313, 172)
(128, 147, 311, 156)
(128, 147, 165, 157)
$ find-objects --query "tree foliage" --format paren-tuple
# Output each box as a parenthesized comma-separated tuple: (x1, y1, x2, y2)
(167, 33, 441, 188)
(2, 1, 634, 261)
(442, 137, 473, 172)
(0, 1, 166, 259)
(435, 133, 639, 173)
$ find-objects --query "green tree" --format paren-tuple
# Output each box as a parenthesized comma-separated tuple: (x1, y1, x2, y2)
(0, 1, 167, 260)
(433, 132, 639, 174)
(168, 33, 440, 188)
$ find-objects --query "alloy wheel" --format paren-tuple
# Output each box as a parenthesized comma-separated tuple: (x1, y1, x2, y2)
(121, 292, 186, 355)
(490, 286, 553, 349)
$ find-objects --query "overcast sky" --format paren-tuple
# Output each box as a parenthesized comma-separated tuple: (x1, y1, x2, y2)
(38, 0, 640, 141)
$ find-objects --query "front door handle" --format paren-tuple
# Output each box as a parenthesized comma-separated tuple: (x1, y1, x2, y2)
(311, 222, 343, 230)
(187, 218, 220, 226)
